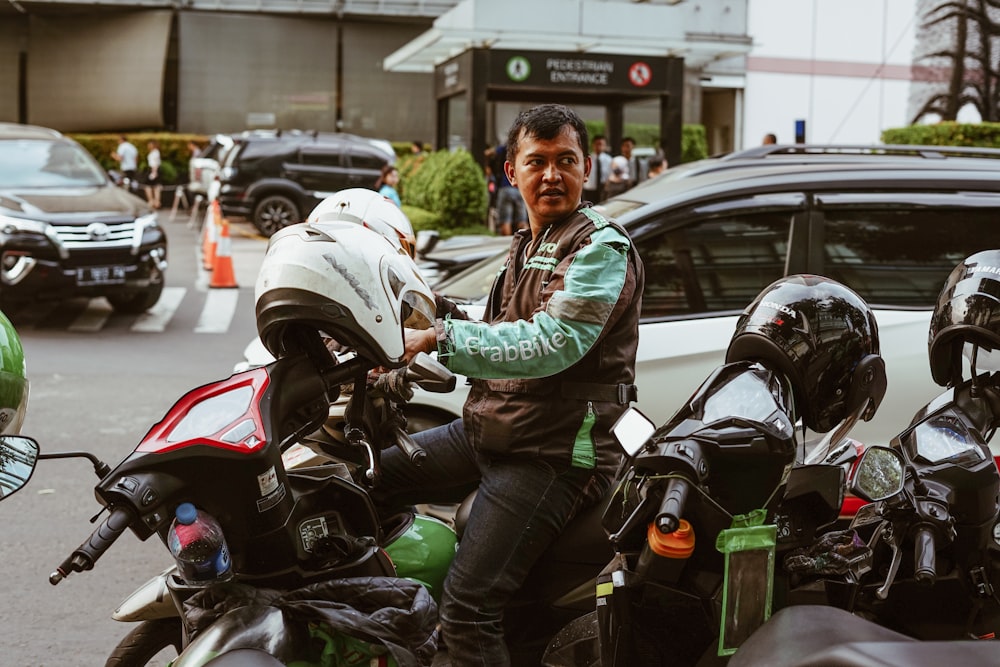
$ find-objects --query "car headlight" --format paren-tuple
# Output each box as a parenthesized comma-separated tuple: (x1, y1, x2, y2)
(135, 213, 160, 231)
(0, 214, 50, 236)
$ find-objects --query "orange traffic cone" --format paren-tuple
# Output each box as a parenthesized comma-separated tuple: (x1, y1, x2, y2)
(209, 219, 238, 289)
(202, 200, 220, 271)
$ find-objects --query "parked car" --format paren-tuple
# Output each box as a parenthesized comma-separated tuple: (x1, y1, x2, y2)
(218, 129, 395, 237)
(403, 145, 1000, 448)
(0, 123, 167, 313)
(187, 133, 234, 200)
(414, 231, 512, 287)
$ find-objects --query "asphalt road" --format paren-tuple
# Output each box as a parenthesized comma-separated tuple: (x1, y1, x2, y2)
(0, 209, 269, 666)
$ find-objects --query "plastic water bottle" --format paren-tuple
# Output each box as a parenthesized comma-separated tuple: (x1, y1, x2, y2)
(167, 502, 233, 586)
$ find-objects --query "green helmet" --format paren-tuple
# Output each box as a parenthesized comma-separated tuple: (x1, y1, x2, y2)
(0, 311, 27, 434)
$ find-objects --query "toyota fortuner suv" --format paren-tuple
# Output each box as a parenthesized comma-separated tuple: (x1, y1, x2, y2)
(0, 123, 167, 314)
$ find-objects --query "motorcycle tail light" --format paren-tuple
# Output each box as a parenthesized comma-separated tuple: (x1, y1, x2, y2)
(138, 369, 269, 454)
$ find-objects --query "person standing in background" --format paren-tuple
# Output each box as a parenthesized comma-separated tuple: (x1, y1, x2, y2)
(144, 140, 162, 210)
(375, 164, 402, 207)
(619, 136, 646, 188)
(112, 135, 138, 187)
(582, 134, 611, 204)
(646, 155, 668, 178)
(489, 143, 527, 236)
(603, 155, 631, 199)
(762, 133, 778, 145)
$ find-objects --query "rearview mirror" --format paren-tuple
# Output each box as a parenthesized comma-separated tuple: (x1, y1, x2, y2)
(0, 435, 39, 500)
(611, 407, 656, 456)
(850, 446, 905, 502)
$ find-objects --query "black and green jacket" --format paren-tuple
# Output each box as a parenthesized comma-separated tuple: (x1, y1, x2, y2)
(436, 205, 644, 474)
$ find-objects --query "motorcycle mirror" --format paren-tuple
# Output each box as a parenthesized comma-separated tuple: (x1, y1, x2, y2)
(406, 351, 457, 393)
(850, 445, 905, 502)
(611, 407, 656, 456)
(0, 435, 39, 500)
(415, 229, 440, 257)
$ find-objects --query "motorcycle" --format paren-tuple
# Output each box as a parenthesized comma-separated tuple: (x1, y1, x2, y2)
(3, 337, 457, 666)
(728, 368, 1000, 665)
(1, 340, 620, 665)
(2, 211, 619, 665)
(542, 360, 857, 667)
(780, 369, 1000, 637)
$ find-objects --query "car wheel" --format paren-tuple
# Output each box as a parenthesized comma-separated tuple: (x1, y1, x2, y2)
(107, 267, 165, 314)
(253, 195, 299, 237)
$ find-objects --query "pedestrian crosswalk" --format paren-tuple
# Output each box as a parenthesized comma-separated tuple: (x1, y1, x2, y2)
(5, 285, 250, 334)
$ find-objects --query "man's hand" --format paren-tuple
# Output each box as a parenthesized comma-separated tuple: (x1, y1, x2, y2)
(404, 327, 437, 363)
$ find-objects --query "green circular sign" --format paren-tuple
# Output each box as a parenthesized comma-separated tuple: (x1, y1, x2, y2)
(506, 56, 531, 82)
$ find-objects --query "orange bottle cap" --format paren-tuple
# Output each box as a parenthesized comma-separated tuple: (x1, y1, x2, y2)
(647, 518, 695, 559)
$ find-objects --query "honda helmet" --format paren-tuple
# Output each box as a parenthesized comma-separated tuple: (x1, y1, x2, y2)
(928, 250, 1000, 387)
(725, 275, 886, 433)
(306, 188, 416, 258)
(0, 311, 27, 434)
(254, 222, 435, 367)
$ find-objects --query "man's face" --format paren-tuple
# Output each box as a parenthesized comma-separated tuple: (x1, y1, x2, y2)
(592, 138, 607, 155)
(621, 140, 634, 157)
(505, 125, 586, 228)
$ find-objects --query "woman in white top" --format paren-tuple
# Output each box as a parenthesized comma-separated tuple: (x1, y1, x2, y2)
(144, 140, 162, 209)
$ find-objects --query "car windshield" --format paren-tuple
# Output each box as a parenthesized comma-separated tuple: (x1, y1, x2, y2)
(0, 139, 107, 188)
(433, 250, 506, 304)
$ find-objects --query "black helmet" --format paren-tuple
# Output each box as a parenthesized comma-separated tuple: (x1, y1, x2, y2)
(725, 275, 886, 433)
(928, 250, 1000, 387)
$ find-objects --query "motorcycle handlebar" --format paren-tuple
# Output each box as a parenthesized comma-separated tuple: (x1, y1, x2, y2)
(50, 506, 134, 585)
(913, 525, 937, 586)
(394, 426, 426, 465)
(655, 477, 690, 534)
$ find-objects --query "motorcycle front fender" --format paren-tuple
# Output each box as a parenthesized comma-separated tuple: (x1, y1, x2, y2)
(541, 610, 600, 667)
(112, 566, 180, 622)
(171, 606, 301, 667)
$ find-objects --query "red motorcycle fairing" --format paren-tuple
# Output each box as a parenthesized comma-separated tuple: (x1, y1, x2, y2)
(91, 355, 387, 585)
(136, 368, 271, 455)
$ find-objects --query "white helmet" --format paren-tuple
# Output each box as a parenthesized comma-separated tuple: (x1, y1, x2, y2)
(255, 222, 435, 367)
(307, 188, 416, 258)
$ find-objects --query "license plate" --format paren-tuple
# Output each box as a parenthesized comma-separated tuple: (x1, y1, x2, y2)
(77, 265, 126, 286)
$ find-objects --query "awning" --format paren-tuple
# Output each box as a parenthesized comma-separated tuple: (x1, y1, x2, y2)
(384, 0, 753, 73)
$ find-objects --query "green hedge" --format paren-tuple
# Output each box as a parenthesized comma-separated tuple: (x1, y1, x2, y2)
(399, 148, 489, 234)
(880, 122, 1000, 147)
(584, 122, 709, 163)
(70, 132, 208, 186)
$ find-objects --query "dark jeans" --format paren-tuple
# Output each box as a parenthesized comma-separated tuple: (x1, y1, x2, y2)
(377, 418, 606, 667)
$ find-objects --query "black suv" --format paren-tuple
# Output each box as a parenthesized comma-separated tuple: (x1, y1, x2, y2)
(0, 123, 167, 313)
(218, 129, 394, 236)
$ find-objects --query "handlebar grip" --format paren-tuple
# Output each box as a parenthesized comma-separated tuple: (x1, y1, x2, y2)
(913, 525, 937, 586)
(395, 428, 427, 466)
(50, 506, 133, 585)
(655, 477, 690, 534)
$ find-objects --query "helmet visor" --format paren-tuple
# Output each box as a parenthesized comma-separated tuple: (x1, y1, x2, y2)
(401, 289, 436, 331)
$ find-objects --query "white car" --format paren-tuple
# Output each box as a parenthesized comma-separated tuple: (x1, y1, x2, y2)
(188, 134, 234, 199)
(400, 146, 1000, 447)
